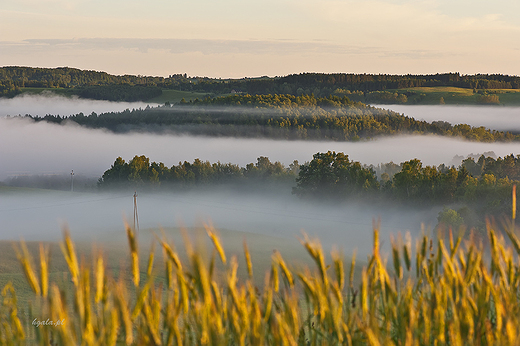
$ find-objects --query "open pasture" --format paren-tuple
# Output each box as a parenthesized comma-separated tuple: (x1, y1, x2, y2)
(391, 86, 520, 105)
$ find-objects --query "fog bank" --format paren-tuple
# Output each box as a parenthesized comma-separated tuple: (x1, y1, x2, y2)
(373, 105, 520, 132)
(0, 93, 156, 117)
(2, 117, 520, 180)
(0, 189, 438, 255)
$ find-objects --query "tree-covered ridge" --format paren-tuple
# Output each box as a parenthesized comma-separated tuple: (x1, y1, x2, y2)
(192, 72, 520, 97)
(0, 66, 183, 88)
(0, 66, 188, 99)
(75, 84, 162, 102)
(2, 66, 520, 99)
(27, 94, 520, 142)
(277, 72, 520, 91)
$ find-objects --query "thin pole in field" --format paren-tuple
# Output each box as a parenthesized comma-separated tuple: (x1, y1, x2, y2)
(133, 191, 139, 234)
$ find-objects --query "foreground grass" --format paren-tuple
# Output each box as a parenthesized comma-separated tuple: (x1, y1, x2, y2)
(2, 220, 520, 345)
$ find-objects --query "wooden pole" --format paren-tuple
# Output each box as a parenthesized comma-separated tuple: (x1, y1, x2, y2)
(133, 191, 139, 234)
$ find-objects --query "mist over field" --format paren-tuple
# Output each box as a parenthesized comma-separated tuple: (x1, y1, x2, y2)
(0, 188, 438, 256)
(0, 93, 156, 117)
(2, 116, 520, 180)
(373, 104, 520, 132)
(2, 98, 520, 256)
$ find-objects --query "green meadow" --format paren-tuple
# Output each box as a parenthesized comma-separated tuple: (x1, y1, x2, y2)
(392, 86, 520, 105)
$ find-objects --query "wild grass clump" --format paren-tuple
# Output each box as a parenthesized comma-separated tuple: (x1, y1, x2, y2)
(3, 220, 520, 345)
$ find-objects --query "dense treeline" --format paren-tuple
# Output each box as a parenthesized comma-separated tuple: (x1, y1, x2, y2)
(275, 72, 520, 92)
(0, 80, 21, 97)
(195, 72, 520, 96)
(295, 151, 520, 229)
(98, 155, 299, 189)
(75, 84, 162, 102)
(0, 66, 185, 88)
(0, 66, 190, 99)
(2, 67, 520, 100)
(26, 94, 520, 142)
(99, 153, 520, 206)
(99, 152, 520, 229)
(294, 152, 515, 204)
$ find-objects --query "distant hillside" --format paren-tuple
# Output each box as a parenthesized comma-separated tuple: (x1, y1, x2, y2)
(24, 94, 520, 142)
(2, 66, 520, 103)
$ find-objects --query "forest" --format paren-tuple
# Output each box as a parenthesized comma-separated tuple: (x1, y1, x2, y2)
(23, 94, 520, 142)
(2, 66, 520, 100)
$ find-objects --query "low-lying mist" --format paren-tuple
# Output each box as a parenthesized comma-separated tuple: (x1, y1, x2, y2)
(3, 98, 518, 259)
(0, 188, 439, 257)
(373, 104, 520, 132)
(2, 116, 520, 181)
(0, 93, 156, 117)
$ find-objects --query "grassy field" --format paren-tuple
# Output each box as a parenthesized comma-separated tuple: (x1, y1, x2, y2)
(391, 86, 520, 105)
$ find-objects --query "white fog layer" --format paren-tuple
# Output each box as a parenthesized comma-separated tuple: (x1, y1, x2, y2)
(2, 99, 520, 255)
(0, 190, 438, 255)
(1, 117, 520, 179)
(372, 104, 520, 132)
(0, 93, 156, 117)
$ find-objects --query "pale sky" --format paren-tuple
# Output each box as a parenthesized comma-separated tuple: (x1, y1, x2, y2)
(1, 0, 520, 78)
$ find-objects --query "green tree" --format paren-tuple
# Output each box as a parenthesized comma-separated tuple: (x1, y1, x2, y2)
(392, 159, 423, 198)
(128, 155, 151, 183)
(293, 151, 378, 199)
(437, 207, 464, 230)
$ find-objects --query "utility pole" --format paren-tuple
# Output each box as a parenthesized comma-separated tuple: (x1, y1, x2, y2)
(70, 170, 74, 192)
(133, 191, 139, 234)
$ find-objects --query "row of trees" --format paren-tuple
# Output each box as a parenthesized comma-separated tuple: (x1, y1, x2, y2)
(26, 94, 520, 142)
(274, 72, 520, 91)
(0, 66, 181, 89)
(295, 152, 517, 231)
(171, 72, 520, 96)
(75, 85, 162, 102)
(293, 152, 513, 208)
(98, 151, 520, 229)
(98, 155, 299, 188)
(100, 152, 519, 215)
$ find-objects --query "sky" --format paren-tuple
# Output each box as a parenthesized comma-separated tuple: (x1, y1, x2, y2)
(1, 0, 520, 78)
